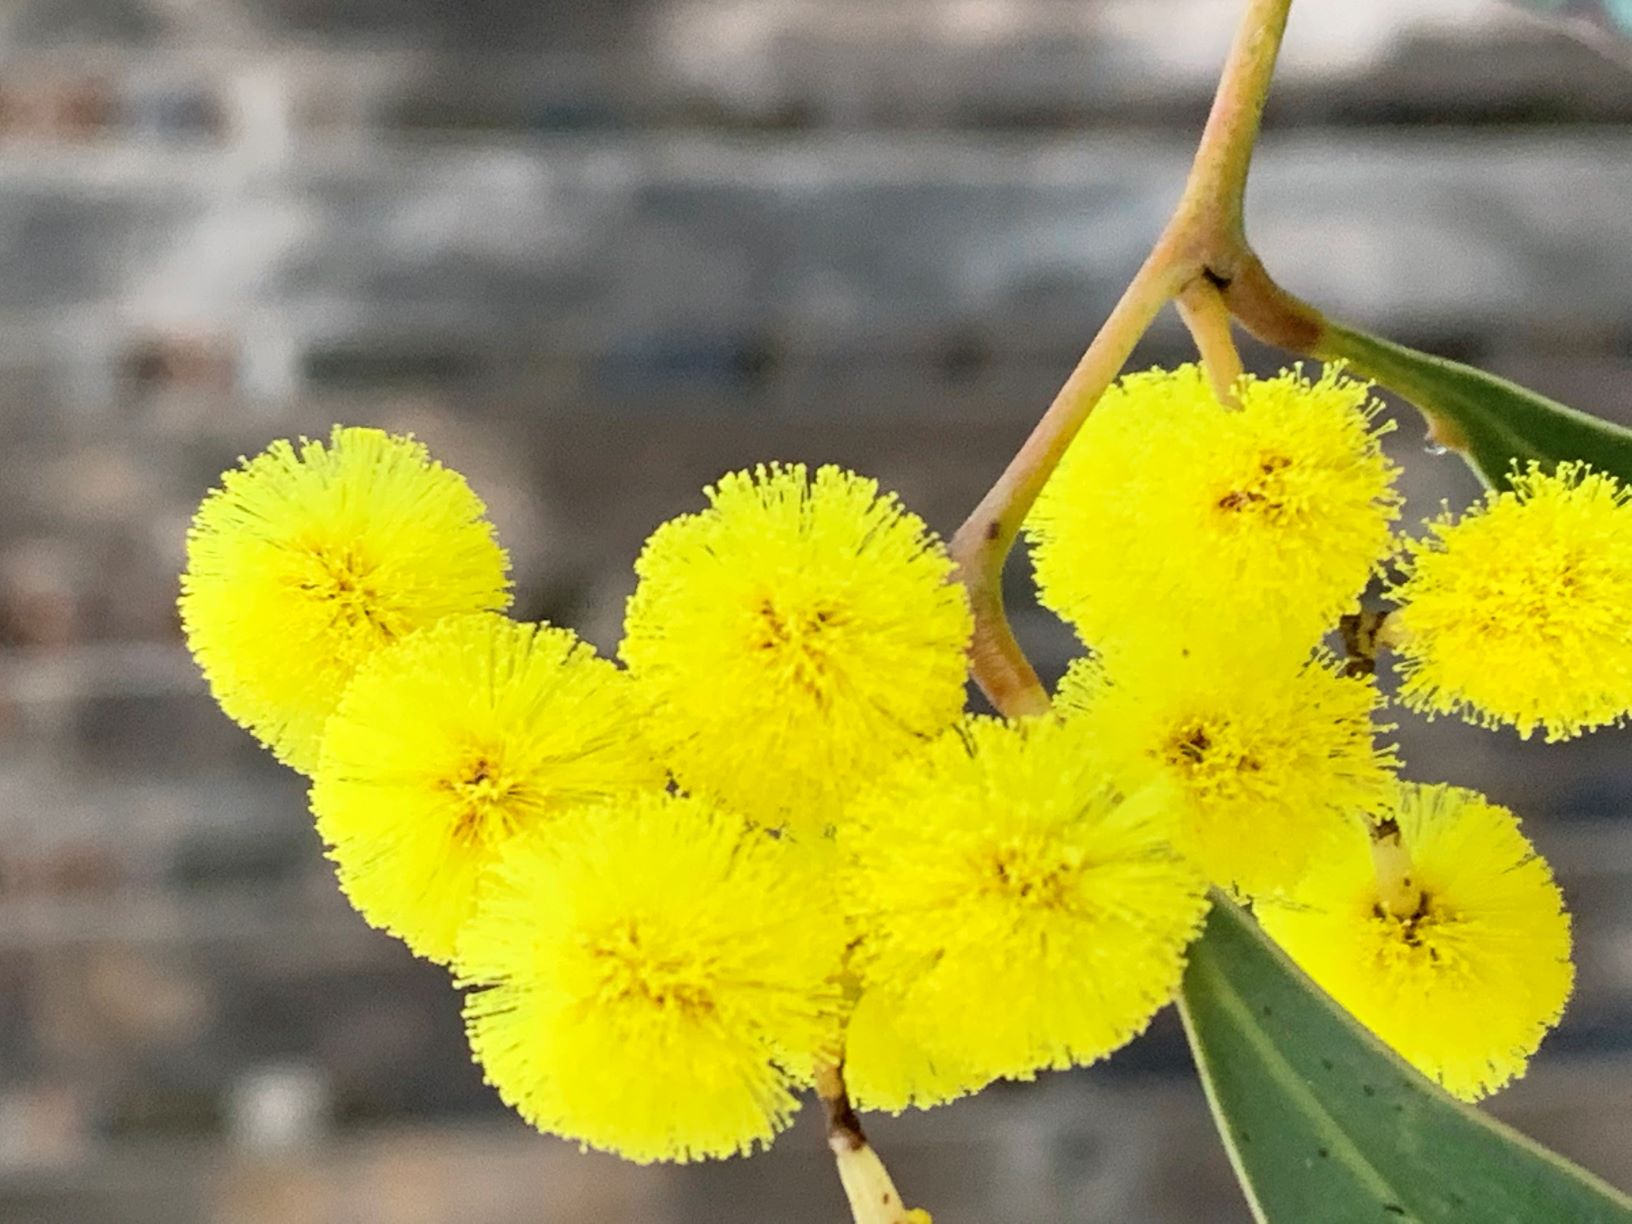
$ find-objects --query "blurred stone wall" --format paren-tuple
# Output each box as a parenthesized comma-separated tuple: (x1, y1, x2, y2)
(1, 1, 1631, 1221)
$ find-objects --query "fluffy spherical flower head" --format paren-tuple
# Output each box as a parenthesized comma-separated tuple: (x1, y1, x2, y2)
(620, 463, 972, 834)
(840, 716, 1209, 1111)
(457, 791, 846, 1163)
(1055, 646, 1397, 897)
(1390, 462, 1632, 741)
(311, 612, 663, 964)
(1026, 364, 1401, 656)
(1260, 783, 1573, 1101)
(180, 426, 511, 773)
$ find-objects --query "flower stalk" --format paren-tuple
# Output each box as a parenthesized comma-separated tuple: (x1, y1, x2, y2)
(818, 1063, 931, 1224)
(1177, 278, 1246, 406)
(1368, 817, 1425, 921)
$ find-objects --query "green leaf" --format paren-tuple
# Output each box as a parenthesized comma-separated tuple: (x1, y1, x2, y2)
(1321, 321, 1632, 489)
(1179, 897, 1632, 1224)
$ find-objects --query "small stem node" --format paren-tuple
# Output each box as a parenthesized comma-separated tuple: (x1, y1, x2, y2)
(816, 1061, 866, 1153)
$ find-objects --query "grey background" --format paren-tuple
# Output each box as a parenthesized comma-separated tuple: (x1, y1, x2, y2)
(1, 1, 1630, 1221)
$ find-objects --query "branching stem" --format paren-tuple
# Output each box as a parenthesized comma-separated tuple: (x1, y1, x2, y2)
(872, 1, 1318, 1214)
(950, 0, 1300, 716)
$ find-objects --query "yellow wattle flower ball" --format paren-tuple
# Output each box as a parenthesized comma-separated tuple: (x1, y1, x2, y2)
(310, 613, 662, 964)
(1056, 647, 1397, 897)
(458, 791, 845, 1163)
(1026, 364, 1401, 656)
(840, 717, 1209, 1111)
(180, 426, 511, 773)
(620, 463, 972, 835)
(1260, 783, 1573, 1101)
(1390, 461, 1632, 741)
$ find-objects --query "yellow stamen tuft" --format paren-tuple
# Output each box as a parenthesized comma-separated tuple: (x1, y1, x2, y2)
(621, 463, 972, 835)
(1056, 646, 1398, 898)
(457, 791, 846, 1162)
(180, 426, 511, 772)
(1390, 461, 1632, 741)
(840, 717, 1209, 1111)
(311, 612, 662, 963)
(1260, 783, 1573, 1101)
(1026, 364, 1401, 658)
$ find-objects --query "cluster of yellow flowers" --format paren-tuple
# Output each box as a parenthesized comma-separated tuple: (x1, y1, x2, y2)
(178, 365, 1623, 1164)
(1028, 365, 1590, 1099)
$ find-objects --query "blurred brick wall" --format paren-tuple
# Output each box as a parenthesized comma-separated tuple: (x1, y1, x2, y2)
(2, 2, 1632, 1221)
